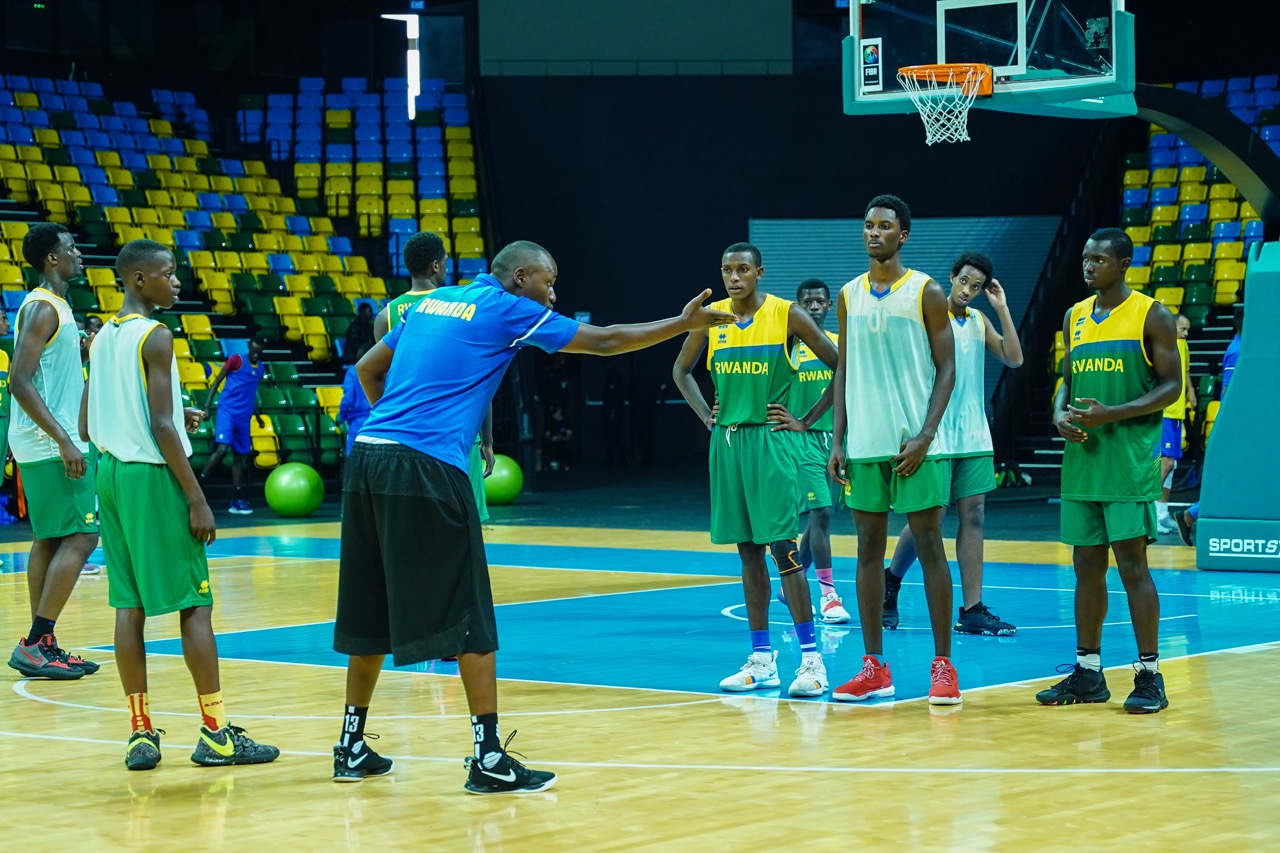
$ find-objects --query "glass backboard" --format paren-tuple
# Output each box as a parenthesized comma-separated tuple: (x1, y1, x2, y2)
(844, 0, 1135, 119)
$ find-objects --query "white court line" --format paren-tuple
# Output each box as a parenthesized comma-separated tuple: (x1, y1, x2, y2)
(717, 602, 1200, 630)
(1, 729, 1279, 775)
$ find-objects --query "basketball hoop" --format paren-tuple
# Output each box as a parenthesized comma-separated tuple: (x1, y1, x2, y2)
(897, 63, 993, 145)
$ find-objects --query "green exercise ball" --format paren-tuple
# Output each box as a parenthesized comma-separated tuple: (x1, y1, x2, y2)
(484, 454, 523, 505)
(265, 462, 325, 518)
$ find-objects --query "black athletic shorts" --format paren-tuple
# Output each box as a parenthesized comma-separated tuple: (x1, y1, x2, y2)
(334, 440, 498, 665)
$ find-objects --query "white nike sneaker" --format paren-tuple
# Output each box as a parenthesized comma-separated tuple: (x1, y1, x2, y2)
(788, 653, 829, 698)
(1156, 516, 1177, 534)
(820, 592, 851, 624)
(719, 651, 781, 692)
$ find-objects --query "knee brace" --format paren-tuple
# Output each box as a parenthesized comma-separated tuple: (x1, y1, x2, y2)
(770, 540, 803, 576)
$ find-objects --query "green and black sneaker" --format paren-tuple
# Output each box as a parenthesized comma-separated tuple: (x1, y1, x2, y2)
(1123, 666, 1169, 714)
(191, 724, 280, 766)
(1035, 664, 1111, 705)
(125, 729, 163, 771)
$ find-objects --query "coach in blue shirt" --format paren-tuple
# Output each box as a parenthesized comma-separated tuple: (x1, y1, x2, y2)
(330, 239, 735, 793)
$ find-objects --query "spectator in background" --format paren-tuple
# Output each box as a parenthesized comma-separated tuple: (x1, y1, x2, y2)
(339, 344, 372, 457)
(542, 405, 574, 471)
(1176, 304, 1243, 545)
(345, 303, 375, 363)
(200, 339, 267, 515)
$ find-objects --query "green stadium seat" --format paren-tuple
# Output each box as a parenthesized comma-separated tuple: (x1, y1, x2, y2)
(1183, 282, 1215, 305)
(1123, 152, 1147, 169)
(317, 414, 343, 468)
(311, 275, 337, 295)
(1152, 266, 1181, 285)
(190, 338, 224, 361)
(75, 205, 105, 226)
(231, 272, 259, 294)
(188, 418, 214, 470)
(302, 297, 331, 316)
(450, 198, 478, 218)
(287, 385, 319, 412)
(153, 312, 182, 334)
(273, 414, 313, 464)
(1182, 263, 1212, 283)
(388, 277, 410, 297)
(1120, 208, 1148, 227)
(202, 231, 230, 251)
(228, 232, 255, 252)
(323, 316, 352, 339)
(67, 287, 98, 312)
(256, 386, 291, 416)
(235, 212, 263, 233)
(1183, 304, 1210, 330)
(258, 274, 288, 295)
(296, 197, 322, 217)
(1150, 224, 1179, 244)
(267, 362, 301, 386)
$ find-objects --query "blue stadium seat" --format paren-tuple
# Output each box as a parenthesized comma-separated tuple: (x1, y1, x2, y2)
(198, 193, 224, 210)
(355, 141, 382, 161)
(1212, 221, 1242, 242)
(342, 78, 367, 93)
(24, 109, 50, 127)
(80, 165, 107, 185)
(458, 258, 488, 278)
(1179, 203, 1208, 224)
(224, 194, 249, 213)
(1229, 107, 1256, 126)
(266, 125, 292, 160)
(1261, 125, 1280, 141)
(1148, 147, 1176, 168)
(1130, 245, 1152, 267)
(389, 218, 416, 235)
(61, 130, 86, 148)
(285, 215, 312, 235)
(297, 106, 322, 125)
(354, 124, 381, 144)
(266, 107, 292, 125)
(1149, 133, 1176, 149)
(74, 113, 99, 130)
(1226, 92, 1253, 109)
(268, 254, 296, 274)
(84, 128, 110, 148)
(422, 78, 445, 95)
(185, 210, 214, 230)
(121, 151, 148, 170)
(5, 124, 33, 145)
(55, 80, 80, 95)
(417, 176, 446, 197)
(355, 106, 381, 126)
(135, 135, 162, 154)
(294, 140, 322, 161)
(386, 123, 411, 142)
(174, 230, 203, 251)
(160, 137, 185, 155)
(1257, 89, 1280, 110)
(1200, 80, 1226, 97)
(90, 186, 119, 208)
(325, 93, 354, 109)
(100, 115, 125, 132)
(296, 123, 322, 143)
(220, 160, 245, 178)
(1255, 74, 1279, 92)
(4, 291, 27, 311)
(31, 77, 55, 93)
(415, 126, 443, 142)
(387, 141, 413, 163)
(297, 92, 323, 110)
(443, 107, 470, 126)
(82, 81, 103, 98)
(325, 143, 353, 162)
(299, 77, 325, 92)
(4, 75, 30, 90)
(1227, 76, 1252, 92)
(267, 94, 293, 109)
(1269, 139, 1280, 158)
(328, 236, 353, 255)
(152, 89, 174, 104)
(1177, 147, 1206, 166)
(1150, 187, 1178, 206)
(417, 140, 444, 159)
(417, 158, 446, 177)
(42, 93, 66, 111)
(1123, 188, 1148, 207)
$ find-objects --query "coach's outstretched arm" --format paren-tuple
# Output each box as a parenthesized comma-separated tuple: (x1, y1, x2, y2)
(560, 289, 735, 356)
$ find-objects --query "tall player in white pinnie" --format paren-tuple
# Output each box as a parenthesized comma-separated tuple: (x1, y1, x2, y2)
(881, 252, 1024, 636)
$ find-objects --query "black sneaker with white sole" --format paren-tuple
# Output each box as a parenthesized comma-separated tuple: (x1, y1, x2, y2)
(954, 602, 1016, 636)
(463, 732, 556, 795)
(333, 734, 394, 782)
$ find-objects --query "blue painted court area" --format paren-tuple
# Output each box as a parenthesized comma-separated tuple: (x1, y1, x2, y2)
(125, 537, 1280, 704)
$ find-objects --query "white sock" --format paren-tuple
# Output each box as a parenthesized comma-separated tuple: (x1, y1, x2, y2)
(1077, 652, 1102, 671)
(1138, 656, 1159, 673)
(1156, 500, 1169, 521)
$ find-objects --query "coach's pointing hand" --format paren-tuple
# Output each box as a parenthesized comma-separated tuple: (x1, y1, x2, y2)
(682, 289, 737, 329)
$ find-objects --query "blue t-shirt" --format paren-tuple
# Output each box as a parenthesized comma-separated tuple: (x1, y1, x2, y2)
(218, 359, 266, 414)
(361, 274, 579, 472)
(1221, 334, 1241, 398)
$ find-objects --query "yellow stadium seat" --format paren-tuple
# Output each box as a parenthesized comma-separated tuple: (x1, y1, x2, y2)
(33, 128, 60, 147)
(243, 159, 267, 176)
(0, 144, 14, 162)
(14, 92, 40, 109)
(302, 236, 328, 254)
(242, 252, 270, 274)
(145, 190, 173, 208)
(1182, 242, 1213, 263)
(388, 195, 415, 217)
(172, 338, 192, 360)
(15, 145, 41, 162)
(149, 119, 173, 137)
(147, 154, 173, 172)
(210, 175, 235, 193)
(0, 262, 24, 288)
(419, 214, 449, 235)
(234, 177, 262, 195)
(1152, 286, 1183, 312)
(310, 217, 335, 236)
(181, 314, 215, 340)
(448, 158, 475, 177)
(456, 234, 485, 256)
(106, 168, 134, 188)
(186, 140, 210, 157)
(1178, 165, 1206, 183)
(354, 176, 383, 198)
(324, 161, 353, 179)
(1208, 200, 1238, 223)
(1151, 244, 1182, 267)
(1214, 280, 1240, 305)
(198, 270, 231, 293)
(1149, 205, 1178, 224)
(1177, 183, 1207, 203)
(452, 216, 481, 234)
(64, 184, 91, 205)
(335, 274, 366, 298)
(325, 109, 352, 128)
(262, 178, 282, 196)
(281, 234, 305, 253)
(1214, 241, 1244, 260)
(96, 150, 122, 168)
(446, 141, 474, 159)
(292, 253, 321, 274)
(214, 251, 243, 272)
(1213, 259, 1247, 282)
(343, 256, 369, 275)
(319, 255, 344, 274)
(1149, 167, 1178, 187)
(1121, 166, 1152, 185)
(273, 196, 298, 215)
(449, 177, 477, 197)
(158, 171, 186, 189)
(171, 190, 198, 209)
(253, 233, 283, 253)
(1208, 183, 1237, 201)
(419, 198, 448, 217)
(158, 209, 186, 229)
(178, 359, 208, 389)
(355, 161, 383, 178)
(1239, 201, 1260, 221)
(285, 274, 314, 296)
(365, 277, 388, 299)
(113, 225, 146, 245)
(25, 163, 52, 182)
(173, 156, 198, 173)
(96, 289, 123, 313)
(144, 227, 176, 249)
(187, 250, 215, 271)
(1124, 267, 1151, 288)
(250, 415, 280, 468)
(444, 126, 471, 141)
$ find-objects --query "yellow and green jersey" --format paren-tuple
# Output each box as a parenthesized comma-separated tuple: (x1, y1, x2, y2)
(790, 330, 838, 432)
(1062, 291, 1162, 502)
(1161, 337, 1189, 419)
(706, 294, 795, 426)
(386, 290, 432, 328)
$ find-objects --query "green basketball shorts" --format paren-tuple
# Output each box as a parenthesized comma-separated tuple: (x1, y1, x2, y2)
(709, 424, 800, 545)
(949, 455, 996, 502)
(18, 454, 98, 540)
(468, 439, 489, 524)
(842, 458, 950, 514)
(797, 429, 837, 512)
(1060, 499, 1158, 547)
(98, 453, 212, 616)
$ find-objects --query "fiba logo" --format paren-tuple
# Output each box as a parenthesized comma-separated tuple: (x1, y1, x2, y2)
(863, 45, 879, 66)
(861, 39, 882, 92)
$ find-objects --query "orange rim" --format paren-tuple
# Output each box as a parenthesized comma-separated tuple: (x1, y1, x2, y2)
(898, 63, 993, 98)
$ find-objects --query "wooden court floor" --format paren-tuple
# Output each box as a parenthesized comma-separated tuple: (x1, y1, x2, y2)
(2, 522, 1279, 851)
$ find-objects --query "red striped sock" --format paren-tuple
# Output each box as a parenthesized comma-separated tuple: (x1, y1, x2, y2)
(127, 693, 152, 733)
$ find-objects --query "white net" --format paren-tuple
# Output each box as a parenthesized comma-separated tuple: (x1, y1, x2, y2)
(897, 65, 984, 145)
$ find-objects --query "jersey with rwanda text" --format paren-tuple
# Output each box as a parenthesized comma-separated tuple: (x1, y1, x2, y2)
(706, 294, 795, 427)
